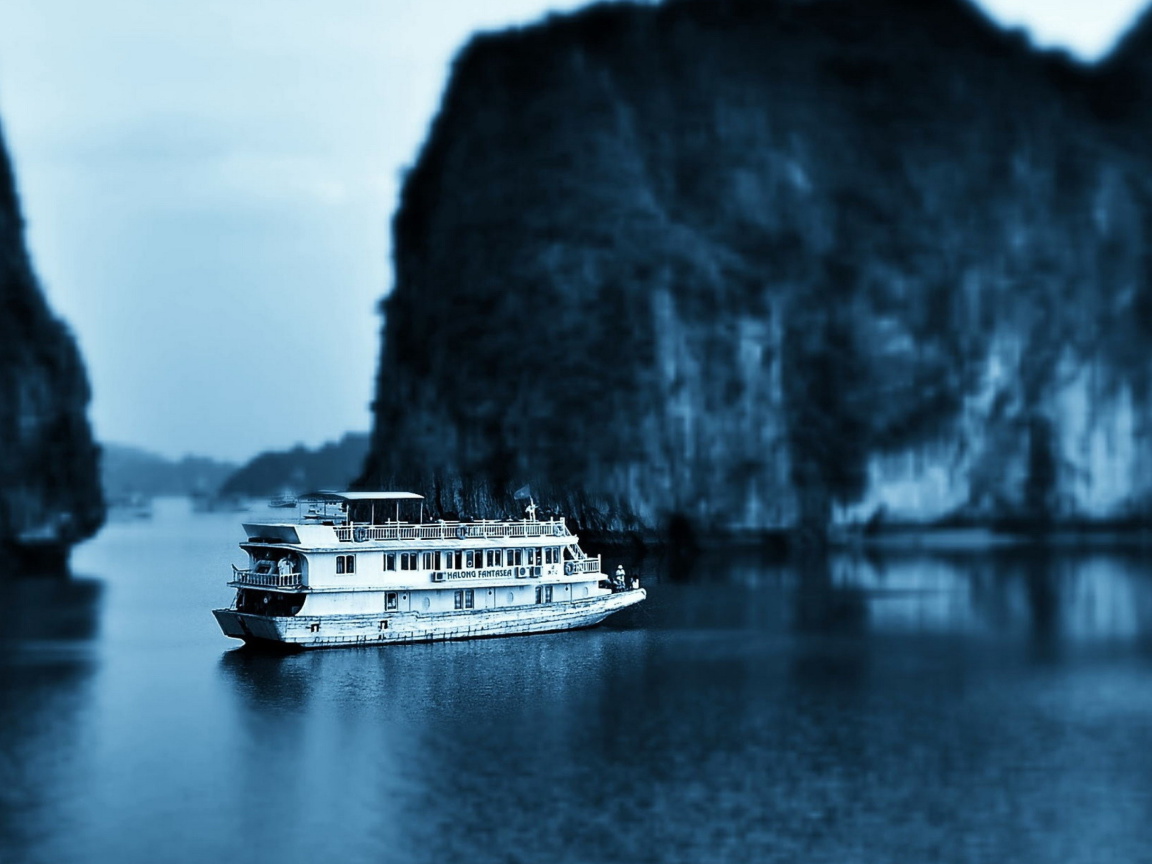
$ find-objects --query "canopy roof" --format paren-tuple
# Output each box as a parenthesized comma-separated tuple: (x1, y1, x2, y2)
(299, 490, 424, 503)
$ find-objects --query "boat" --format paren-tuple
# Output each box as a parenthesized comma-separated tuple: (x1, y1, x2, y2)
(268, 493, 298, 508)
(212, 491, 645, 649)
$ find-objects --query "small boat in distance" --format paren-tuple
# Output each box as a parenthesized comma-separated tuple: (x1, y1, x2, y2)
(268, 493, 298, 508)
(212, 491, 645, 649)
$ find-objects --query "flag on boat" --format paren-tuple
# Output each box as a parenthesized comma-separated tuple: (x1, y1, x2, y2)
(513, 485, 533, 500)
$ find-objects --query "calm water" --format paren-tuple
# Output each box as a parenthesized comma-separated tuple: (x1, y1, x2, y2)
(4, 499, 1152, 864)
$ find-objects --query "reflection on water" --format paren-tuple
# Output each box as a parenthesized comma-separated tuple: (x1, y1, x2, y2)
(4, 502, 1152, 863)
(0, 577, 102, 864)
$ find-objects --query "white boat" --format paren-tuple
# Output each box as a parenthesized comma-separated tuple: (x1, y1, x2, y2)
(212, 491, 645, 649)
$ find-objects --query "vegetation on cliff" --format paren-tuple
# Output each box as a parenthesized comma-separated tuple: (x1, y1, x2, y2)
(0, 123, 103, 566)
(364, 0, 1152, 541)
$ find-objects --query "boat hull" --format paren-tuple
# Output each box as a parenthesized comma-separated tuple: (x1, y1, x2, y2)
(213, 588, 645, 649)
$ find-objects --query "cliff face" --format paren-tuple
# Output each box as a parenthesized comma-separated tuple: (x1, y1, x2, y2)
(364, 0, 1152, 538)
(0, 124, 103, 568)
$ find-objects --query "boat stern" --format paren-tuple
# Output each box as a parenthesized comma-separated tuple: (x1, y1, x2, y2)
(213, 608, 294, 645)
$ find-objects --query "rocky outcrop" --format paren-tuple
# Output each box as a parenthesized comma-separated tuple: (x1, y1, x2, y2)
(363, 0, 1152, 541)
(0, 123, 103, 570)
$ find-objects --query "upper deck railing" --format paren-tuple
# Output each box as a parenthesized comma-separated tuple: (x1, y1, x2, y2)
(332, 518, 570, 544)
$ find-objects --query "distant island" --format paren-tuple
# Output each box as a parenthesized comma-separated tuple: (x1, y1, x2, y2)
(101, 443, 237, 501)
(103, 433, 370, 504)
(219, 432, 369, 499)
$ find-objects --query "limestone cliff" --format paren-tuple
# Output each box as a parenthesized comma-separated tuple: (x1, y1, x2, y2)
(0, 123, 103, 570)
(363, 0, 1152, 540)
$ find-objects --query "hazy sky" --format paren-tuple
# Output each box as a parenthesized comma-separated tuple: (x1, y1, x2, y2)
(0, 0, 1146, 462)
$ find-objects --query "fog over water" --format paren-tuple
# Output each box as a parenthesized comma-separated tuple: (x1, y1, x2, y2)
(3, 499, 1152, 863)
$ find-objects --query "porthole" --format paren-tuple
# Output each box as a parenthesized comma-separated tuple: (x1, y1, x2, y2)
(507, 591, 515, 604)
(583, 586, 590, 597)
(422, 597, 431, 610)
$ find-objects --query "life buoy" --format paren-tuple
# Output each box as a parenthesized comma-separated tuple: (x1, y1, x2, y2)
(456, 525, 468, 540)
(353, 526, 368, 542)
(553, 523, 565, 537)
(565, 561, 575, 576)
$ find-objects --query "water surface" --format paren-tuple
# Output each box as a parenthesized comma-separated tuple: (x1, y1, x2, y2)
(3, 498, 1152, 863)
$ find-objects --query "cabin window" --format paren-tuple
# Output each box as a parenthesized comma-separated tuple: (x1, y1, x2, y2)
(385, 592, 398, 611)
(533, 548, 543, 566)
(465, 550, 475, 569)
(509, 549, 522, 566)
(544, 547, 556, 564)
(535, 585, 553, 604)
(400, 552, 417, 570)
(421, 551, 435, 570)
(384, 553, 396, 571)
(454, 589, 475, 610)
(450, 550, 461, 570)
(336, 554, 355, 575)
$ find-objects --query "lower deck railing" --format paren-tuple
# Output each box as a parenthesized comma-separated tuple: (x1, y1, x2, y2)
(232, 565, 304, 589)
(565, 557, 601, 575)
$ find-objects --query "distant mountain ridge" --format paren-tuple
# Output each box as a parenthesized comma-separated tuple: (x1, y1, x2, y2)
(220, 433, 370, 498)
(101, 443, 237, 499)
(362, 0, 1152, 541)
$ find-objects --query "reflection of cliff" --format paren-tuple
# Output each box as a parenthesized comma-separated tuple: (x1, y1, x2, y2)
(821, 548, 1152, 643)
(363, 0, 1152, 539)
(0, 577, 101, 859)
(0, 124, 103, 569)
